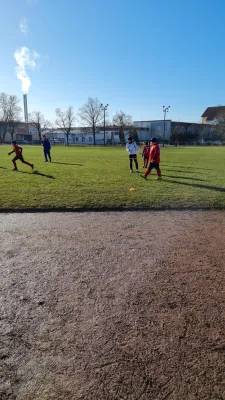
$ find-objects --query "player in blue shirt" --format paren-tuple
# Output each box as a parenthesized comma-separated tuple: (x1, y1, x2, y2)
(42, 135, 52, 162)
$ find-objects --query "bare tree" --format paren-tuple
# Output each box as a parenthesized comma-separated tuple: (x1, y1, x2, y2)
(0, 93, 8, 142)
(212, 112, 225, 142)
(127, 125, 139, 143)
(46, 125, 57, 145)
(78, 98, 104, 145)
(170, 125, 182, 146)
(0, 93, 21, 142)
(55, 106, 75, 145)
(112, 111, 133, 144)
(8, 99, 22, 141)
(8, 119, 20, 142)
(29, 111, 50, 143)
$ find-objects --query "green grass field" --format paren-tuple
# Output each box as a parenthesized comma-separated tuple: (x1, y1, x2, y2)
(0, 145, 225, 210)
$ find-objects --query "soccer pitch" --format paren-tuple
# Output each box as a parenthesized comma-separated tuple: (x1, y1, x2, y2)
(1, 145, 225, 210)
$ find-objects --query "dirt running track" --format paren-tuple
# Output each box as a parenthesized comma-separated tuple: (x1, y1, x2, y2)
(0, 211, 225, 400)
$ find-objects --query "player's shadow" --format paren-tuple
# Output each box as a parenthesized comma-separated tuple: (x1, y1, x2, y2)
(51, 162, 84, 166)
(161, 163, 210, 171)
(18, 170, 55, 179)
(163, 178, 225, 193)
(162, 161, 196, 165)
(163, 175, 206, 182)
(162, 168, 198, 174)
(0, 166, 7, 169)
(33, 170, 55, 179)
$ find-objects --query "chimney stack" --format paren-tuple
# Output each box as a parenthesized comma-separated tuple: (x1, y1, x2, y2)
(23, 94, 28, 122)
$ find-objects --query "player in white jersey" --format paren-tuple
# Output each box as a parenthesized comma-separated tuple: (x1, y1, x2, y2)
(126, 136, 141, 173)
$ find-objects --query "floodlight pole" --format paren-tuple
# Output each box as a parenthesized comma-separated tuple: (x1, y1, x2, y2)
(101, 104, 109, 146)
(163, 105, 170, 147)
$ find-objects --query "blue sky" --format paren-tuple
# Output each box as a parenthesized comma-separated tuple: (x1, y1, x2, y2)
(1, 0, 225, 124)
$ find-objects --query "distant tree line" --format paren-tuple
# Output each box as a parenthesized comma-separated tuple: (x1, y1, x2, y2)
(0, 93, 138, 145)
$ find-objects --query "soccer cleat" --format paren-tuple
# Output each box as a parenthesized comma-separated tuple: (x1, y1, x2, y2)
(156, 176, 162, 180)
(31, 164, 34, 170)
(140, 174, 147, 179)
(142, 165, 145, 168)
(130, 170, 133, 173)
(136, 169, 140, 173)
(12, 168, 18, 171)
(45, 160, 48, 162)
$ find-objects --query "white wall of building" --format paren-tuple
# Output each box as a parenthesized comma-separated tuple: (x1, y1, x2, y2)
(1, 124, 125, 144)
(134, 120, 171, 141)
(47, 129, 122, 145)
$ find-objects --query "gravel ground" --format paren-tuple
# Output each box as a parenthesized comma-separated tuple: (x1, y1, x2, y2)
(0, 211, 224, 400)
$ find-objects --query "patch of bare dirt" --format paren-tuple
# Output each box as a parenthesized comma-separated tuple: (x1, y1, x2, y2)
(0, 211, 224, 399)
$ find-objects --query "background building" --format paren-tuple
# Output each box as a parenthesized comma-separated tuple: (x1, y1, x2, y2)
(134, 120, 171, 142)
(0, 122, 38, 143)
(201, 106, 225, 125)
(134, 120, 213, 144)
(0, 110, 218, 145)
(42, 127, 123, 145)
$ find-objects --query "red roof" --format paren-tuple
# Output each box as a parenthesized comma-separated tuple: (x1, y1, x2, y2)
(201, 106, 225, 120)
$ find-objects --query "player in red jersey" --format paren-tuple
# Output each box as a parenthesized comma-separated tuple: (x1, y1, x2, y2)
(140, 137, 162, 180)
(8, 141, 34, 171)
(142, 141, 151, 168)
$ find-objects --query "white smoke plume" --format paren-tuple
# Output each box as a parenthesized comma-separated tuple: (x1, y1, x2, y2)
(14, 46, 39, 93)
(20, 18, 28, 34)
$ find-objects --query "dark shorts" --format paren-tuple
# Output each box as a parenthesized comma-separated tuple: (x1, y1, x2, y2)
(129, 154, 137, 160)
(149, 162, 160, 170)
(13, 155, 24, 163)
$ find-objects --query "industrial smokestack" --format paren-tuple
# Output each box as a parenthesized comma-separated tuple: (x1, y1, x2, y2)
(23, 94, 28, 122)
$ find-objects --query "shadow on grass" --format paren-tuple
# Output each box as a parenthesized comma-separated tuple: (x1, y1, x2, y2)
(0, 166, 7, 169)
(161, 163, 210, 171)
(18, 170, 55, 179)
(163, 178, 225, 193)
(162, 168, 201, 174)
(163, 175, 206, 182)
(162, 161, 199, 165)
(51, 162, 84, 166)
